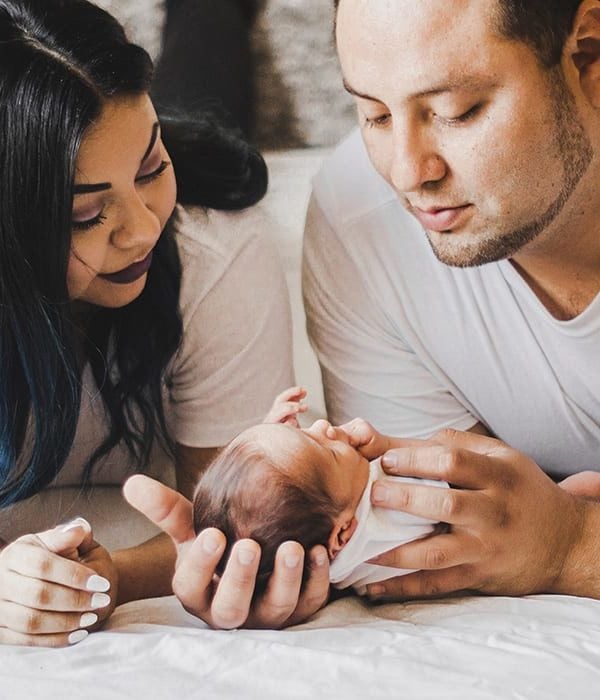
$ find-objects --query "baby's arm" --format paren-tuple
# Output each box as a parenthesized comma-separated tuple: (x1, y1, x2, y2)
(263, 386, 307, 427)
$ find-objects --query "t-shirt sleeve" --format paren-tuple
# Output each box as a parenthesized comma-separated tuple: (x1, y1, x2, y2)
(302, 195, 477, 438)
(167, 212, 295, 447)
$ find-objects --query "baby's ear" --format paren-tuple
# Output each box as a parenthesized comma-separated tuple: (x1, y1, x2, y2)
(328, 516, 358, 559)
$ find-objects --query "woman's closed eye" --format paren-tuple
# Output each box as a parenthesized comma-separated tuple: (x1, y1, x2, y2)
(136, 159, 171, 184)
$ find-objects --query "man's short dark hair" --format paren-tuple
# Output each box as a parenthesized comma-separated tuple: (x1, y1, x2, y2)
(333, 0, 582, 67)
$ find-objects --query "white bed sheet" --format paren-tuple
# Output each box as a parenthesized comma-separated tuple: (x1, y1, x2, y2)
(2, 593, 600, 699)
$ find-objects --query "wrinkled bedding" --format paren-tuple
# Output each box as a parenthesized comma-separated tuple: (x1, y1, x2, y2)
(3, 593, 600, 699)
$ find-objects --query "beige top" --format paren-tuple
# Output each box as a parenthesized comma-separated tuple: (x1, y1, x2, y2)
(1, 204, 294, 548)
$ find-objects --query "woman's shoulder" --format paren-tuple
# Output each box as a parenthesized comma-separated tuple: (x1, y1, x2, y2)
(174, 203, 269, 263)
(173, 202, 284, 316)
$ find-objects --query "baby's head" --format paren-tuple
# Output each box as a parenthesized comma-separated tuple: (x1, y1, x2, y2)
(193, 420, 370, 597)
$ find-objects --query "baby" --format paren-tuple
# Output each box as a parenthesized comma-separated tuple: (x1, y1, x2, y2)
(193, 388, 446, 597)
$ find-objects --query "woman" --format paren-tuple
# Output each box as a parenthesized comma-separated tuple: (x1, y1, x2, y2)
(0, 0, 296, 646)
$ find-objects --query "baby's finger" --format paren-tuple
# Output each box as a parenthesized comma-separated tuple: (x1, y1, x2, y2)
(0, 625, 90, 648)
(2, 542, 111, 593)
(0, 570, 111, 612)
(273, 386, 307, 404)
(0, 599, 99, 635)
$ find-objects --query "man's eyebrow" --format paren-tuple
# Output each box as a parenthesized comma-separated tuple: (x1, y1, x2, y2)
(73, 121, 160, 196)
(343, 77, 496, 102)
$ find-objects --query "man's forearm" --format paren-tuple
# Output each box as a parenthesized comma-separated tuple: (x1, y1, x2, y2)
(551, 498, 600, 598)
(112, 532, 177, 605)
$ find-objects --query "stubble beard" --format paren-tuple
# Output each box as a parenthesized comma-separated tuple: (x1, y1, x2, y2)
(426, 70, 594, 268)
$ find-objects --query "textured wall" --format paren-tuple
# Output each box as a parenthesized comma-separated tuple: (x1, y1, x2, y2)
(92, 0, 356, 148)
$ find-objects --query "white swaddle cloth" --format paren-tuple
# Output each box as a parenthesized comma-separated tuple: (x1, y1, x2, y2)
(329, 459, 448, 594)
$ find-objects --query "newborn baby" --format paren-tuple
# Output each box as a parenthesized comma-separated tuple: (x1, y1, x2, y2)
(193, 388, 447, 597)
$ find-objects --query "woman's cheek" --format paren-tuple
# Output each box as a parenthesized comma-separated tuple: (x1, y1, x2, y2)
(66, 247, 98, 299)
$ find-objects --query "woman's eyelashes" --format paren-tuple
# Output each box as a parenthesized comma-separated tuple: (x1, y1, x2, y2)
(136, 159, 171, 184)
(72, 212, 107, 231)
(71, 161, 171, 231)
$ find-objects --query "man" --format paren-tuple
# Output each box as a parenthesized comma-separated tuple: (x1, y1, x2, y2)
(128, 0, 600, 627)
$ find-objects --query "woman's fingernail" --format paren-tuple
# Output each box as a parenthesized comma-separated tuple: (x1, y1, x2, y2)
(86, 575, 110, 592)
(381, 454, 396, 468)
(68, 629, 88, 645)
(202, 532, 221, 554)
(90, 593, 111, 609)
(284, 553, 301, 569)
(368, 584, 386, 597)
(61, 517, 91, 533)
(80, 612, 98, 628)
(237, 548, 257, 566)
(372, 484, 389, 503)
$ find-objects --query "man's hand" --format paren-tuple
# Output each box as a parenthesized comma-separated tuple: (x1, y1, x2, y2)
(362, 429, 587, 601)
(123, 475, 330, 629)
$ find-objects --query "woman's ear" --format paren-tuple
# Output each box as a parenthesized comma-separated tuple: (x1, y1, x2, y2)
(572, 3, 600, 107)
(328, 516, 358, 559)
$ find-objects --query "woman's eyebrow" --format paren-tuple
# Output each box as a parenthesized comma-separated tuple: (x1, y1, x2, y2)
(141, 121, 160, 164)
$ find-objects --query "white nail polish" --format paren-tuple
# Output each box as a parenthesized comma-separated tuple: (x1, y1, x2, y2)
(86, 575, 110, 592)
(68, 629, 88, 645)
(80, 612, 98, 627)
(90, 593, 111, 609)
(61, 517, 91, 533)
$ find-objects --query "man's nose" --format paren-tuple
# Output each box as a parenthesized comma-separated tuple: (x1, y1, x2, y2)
(388, 124, 447, 194)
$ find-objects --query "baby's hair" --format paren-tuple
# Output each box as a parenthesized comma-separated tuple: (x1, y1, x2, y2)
(193, 430, 342, 599)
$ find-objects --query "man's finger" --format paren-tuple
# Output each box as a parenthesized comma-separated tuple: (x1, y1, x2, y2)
(172, 528, 226, 624)
(285, 545, 330, 627)
(123, 475, 195, 545)
(368, 532, 479, 571)
(371, 478, 498, 525)
(366, 565, 475, 601)
(250, 541, 304, 629)
(209, 539, 260, 629)
(380, 446, 498, 488)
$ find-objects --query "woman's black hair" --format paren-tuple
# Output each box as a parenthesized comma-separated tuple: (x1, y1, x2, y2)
(0, 0, 268, 505)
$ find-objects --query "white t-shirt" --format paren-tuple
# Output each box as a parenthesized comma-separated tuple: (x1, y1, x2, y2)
(2, 204, 294, 545)
(303, 130, 600, 478)
(329, 460, 446, 594)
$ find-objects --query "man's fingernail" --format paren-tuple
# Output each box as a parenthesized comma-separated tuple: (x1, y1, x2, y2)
(284, 553, 301, 568)
(367, 584, 386, 597)
(238, 548, 257, 565)
(381, 454, 396, 468)
(86, 575, 110, 592)
(80, 612, 98, 628)
(68, 629, 88, 645)
(91, 593, 111, 609)
(313, 551, 327, 567)
(372, 484, 389, 503)
(202, 532, 221, 554)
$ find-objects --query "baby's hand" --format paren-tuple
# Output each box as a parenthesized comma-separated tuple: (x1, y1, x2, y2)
(338, 418, 392, 460)
(0, 518, 116, 647)
(264, 386, 307, 427)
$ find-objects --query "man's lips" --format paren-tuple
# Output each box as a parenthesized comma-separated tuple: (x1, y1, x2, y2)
(98, 251, 153, 285)
(411, 204, 472, 232)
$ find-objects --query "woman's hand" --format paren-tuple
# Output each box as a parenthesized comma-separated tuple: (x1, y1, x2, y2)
(124, 474, 330, 629)
(263, 386, 307, 427)
(0, 519, 116, 647)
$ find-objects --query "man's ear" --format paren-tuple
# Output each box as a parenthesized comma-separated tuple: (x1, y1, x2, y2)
(572, 3, 600, 107)
(328, 516, 358, 559)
